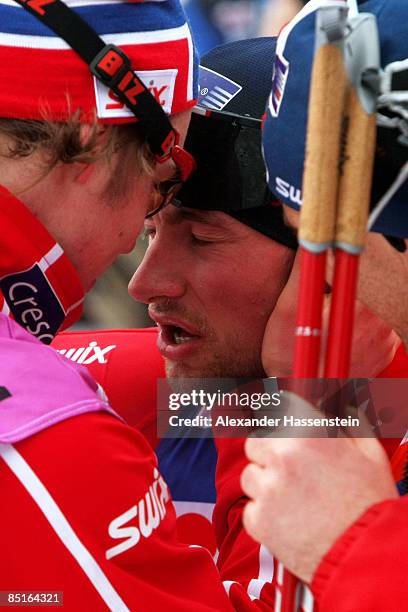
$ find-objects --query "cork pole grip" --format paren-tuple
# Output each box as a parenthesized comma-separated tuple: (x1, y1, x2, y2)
(335, 86, 377, 248)
(299, 44, 347, 246)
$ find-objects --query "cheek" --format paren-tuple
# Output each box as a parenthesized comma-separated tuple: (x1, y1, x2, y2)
(116, 200, 148, 250)
(123, 175, 155, 234)
(202, 275, 272, 344)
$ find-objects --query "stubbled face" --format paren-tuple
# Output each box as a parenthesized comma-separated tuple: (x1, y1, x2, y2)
(129, 206, 295, 378)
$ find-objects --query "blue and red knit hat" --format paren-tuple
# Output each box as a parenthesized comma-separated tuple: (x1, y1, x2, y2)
(0, 0, 198, 122)
(263, 0, 408, 238)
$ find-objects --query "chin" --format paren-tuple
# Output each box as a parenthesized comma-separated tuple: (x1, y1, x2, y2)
(165, 360, 194, 379)
(164, 359, 212, 380)
(165, 359, 265, 379)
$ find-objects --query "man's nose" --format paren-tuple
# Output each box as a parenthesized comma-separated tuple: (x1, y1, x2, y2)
(128, 240, 185, 304)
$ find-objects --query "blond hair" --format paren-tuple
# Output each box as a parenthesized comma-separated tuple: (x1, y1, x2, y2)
(0, 111, 155, 203)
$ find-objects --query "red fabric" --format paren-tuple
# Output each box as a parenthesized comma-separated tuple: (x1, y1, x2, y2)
(311, 498, 408, 610)
(52, 328, 163, 448)
(53, 328, 278, 607)
(0, 41, 196, 122)
(3, 326, 280, 610)
(215, 344, 408, 611)
(304, 346, 408, 609)
(1, 412, 233, 611)
(52, 331, 408, 610)
(214, 439, 278, 609)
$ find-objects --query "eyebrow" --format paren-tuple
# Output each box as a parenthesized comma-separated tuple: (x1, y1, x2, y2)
(177, 208, 235, 229)
(144, 206, 238, 236)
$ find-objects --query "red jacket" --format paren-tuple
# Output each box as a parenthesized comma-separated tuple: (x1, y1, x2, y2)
(215, 345, 408, 611)
(53, 329, 408, 610)
(52, 328, 279, 608)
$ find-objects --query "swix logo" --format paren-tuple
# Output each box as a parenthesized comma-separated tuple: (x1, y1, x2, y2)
(275, 177, 303, 207)
(19, 0, 56, 16)
(56, 341, 116, 365)
(106, 468, 170, 560)
(1, 264, 65, 345)
(94, 69, 177, 118)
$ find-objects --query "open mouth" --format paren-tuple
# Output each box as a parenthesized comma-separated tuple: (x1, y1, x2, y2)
(161, 324, 200, 345)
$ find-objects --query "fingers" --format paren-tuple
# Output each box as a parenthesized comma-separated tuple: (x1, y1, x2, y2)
(241, 463, 279, 549)
(240, 462, 266, 498)
(245, 438, 276, 466)
(245, 436, 301, 465)
(242, 500, 263, 544)
(245, 435, 319, 470)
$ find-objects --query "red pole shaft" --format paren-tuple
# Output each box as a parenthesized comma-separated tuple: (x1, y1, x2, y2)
(282, 6, 350, 607)
(293, 248, 327, 378)
(324, 250, 359, 377)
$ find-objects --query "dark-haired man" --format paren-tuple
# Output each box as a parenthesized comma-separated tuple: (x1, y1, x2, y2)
(129, 37, 405, 607)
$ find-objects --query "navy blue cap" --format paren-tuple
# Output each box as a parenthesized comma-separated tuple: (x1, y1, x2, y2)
(176, 37, 298, 249)
(263, 0, 408, 238)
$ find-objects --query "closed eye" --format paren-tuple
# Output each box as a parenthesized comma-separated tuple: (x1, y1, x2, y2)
(191, 233, 220, 245)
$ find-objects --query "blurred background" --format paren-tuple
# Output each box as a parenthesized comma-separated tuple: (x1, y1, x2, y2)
(78, 0, 308, 332)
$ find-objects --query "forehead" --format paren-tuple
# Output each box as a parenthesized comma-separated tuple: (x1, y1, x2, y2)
(150, 205, 242, 230)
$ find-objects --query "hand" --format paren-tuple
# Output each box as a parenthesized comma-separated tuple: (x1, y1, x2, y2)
(241, 394, 398, 583)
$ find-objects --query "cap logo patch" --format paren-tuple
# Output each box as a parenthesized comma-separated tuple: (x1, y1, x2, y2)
(269, 52, 289, 117)
(94, 69, 178, 118)
(197, 66, 242, 111)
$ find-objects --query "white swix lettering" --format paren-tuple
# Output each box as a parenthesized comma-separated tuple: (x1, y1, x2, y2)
(82, 344, 116, 365)
(57, 342, 116, 364)
(70, 347, 85, 362)
(77, 341, 97, 364)
(105, 469, 170, 560)
(138, 488, 160, 538)
(275, 177, 303, 206)
(289, 185, 303, 206)
(152, 471, 167, 519)
(106, 506, 140, 560)
(275, 177, 290, 198)
(155, 468, 170, 514)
